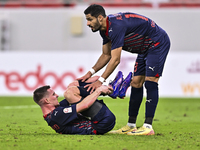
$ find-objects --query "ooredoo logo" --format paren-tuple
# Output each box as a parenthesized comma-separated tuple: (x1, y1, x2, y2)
(0, 65, 83, 91)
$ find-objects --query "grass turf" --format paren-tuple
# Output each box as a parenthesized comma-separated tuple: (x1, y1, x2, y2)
(0, 97, 200, 150)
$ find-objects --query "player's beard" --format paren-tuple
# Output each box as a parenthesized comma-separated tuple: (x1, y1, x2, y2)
(90, 20, 101, 32)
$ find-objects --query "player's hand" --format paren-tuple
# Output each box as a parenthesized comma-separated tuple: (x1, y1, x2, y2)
(98, 85, 113, 95)
(85, 76, 100, 83)
(76, 71, 92, 82)
(85, 80, 103, 94)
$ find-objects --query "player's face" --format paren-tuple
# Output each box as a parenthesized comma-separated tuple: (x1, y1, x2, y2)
(85, 14, 101, 32)
(46, 89, 59, 107)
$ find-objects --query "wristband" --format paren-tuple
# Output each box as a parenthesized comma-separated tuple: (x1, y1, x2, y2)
(98, 76, 105, 83)
(89, 68, 95, 75)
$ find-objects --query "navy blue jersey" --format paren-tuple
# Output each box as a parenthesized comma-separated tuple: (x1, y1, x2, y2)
(100, 12, 167, 54)
(43, 99, 115, 135)
(44, 99, 97, 135)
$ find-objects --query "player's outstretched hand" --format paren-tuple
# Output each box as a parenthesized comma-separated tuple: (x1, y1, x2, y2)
(85, 80, 103, 94)
(85, 76, 100, 83)
(97, 85, 113, 95)
(76, 71, 92, 82)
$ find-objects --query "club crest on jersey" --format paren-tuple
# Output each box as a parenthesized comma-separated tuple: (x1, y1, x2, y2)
(63, 107, 72, 113)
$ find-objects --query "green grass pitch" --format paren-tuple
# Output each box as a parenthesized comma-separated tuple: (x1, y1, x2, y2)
(0, 96, 200, 150)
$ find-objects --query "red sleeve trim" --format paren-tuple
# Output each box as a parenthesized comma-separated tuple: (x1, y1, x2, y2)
(105, 17, 110, 36)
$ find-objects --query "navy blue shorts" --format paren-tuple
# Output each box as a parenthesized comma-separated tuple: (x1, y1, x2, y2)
(134, 34, 170, 77)
(91, 100, 116, 134)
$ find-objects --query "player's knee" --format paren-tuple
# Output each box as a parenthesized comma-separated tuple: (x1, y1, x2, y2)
(64, 86, 77, 99)
(63, 88, 71, 100)
(67, 80, 79, 88)
(145, 77, 159, 83)
(130, 80, 143, 88)
(130, 76, 145, 88)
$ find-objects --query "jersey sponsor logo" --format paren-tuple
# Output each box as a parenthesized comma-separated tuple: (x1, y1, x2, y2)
(63, 107, 72, 113)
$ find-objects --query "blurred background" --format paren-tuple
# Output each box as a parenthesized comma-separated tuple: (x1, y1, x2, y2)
(0, 0, 200, 97)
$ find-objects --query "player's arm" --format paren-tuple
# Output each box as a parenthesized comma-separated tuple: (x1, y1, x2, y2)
(91, 41, 112, 73)
(85, 46, 122, 93)
(100, 46, 122, 80)
(76, 85, 112, 113)
(77, 42, 111, 82)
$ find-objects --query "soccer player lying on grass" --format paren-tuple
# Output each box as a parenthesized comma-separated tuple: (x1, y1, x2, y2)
(33, 76, 116, 135)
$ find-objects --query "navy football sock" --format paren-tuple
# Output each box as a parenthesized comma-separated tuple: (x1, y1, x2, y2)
(77, 86, 91, 98)
(144, 81, 158, 122)
(144, 117, 153, 125)
(77, 80, 93, 97)
(128, 116, 137, 124)
(78, 80, 91, 87)
(128, 86, 143, 123)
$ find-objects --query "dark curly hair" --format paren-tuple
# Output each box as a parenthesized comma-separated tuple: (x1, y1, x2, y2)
(84, 4, 106, 18)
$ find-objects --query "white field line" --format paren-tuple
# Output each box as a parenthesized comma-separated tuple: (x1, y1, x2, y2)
(1, 102, 128, 109)
(1, 105, 39, 109)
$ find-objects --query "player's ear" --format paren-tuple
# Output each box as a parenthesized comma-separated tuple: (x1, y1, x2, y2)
(44, 98, 49, 104)
(98, 15, 103, 22)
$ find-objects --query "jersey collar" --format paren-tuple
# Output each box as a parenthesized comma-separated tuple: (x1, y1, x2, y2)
(43, 110, 53, 119)
(43, 113, 50, 119)
(105, 17, 110, 36)
(43, 113, 49, 119)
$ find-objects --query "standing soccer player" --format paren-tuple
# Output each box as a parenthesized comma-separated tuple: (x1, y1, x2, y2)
(79, 4, 170, 135)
